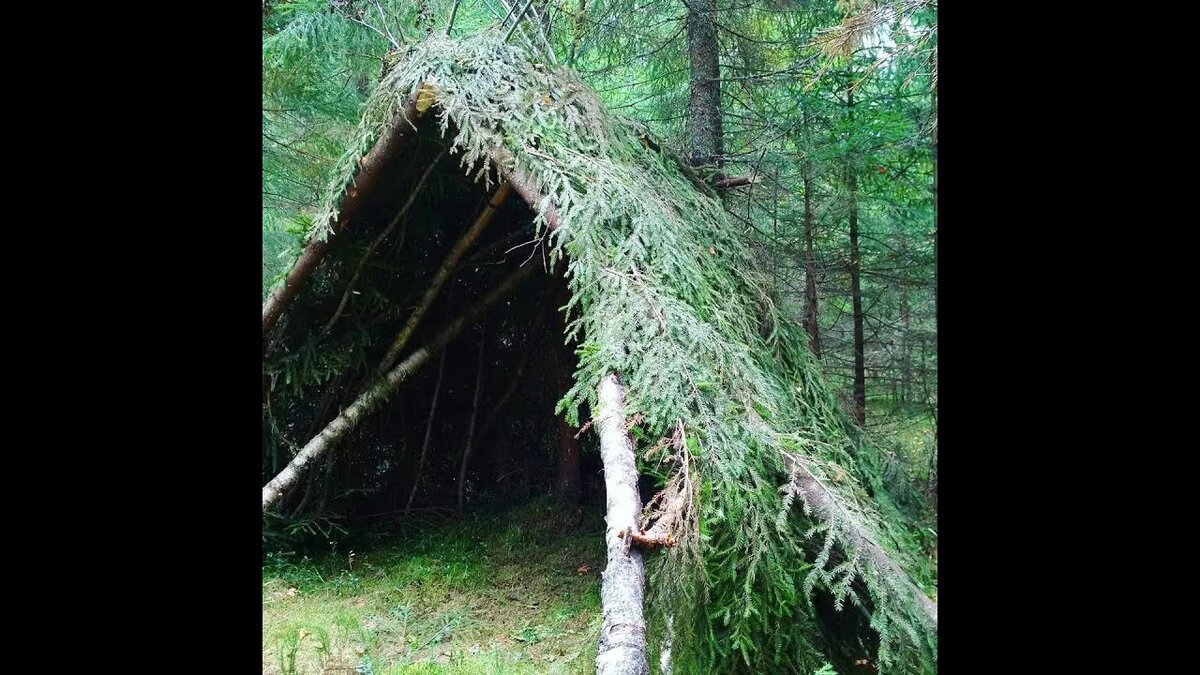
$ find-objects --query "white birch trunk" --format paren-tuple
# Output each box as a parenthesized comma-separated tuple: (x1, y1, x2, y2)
(262, 262, 536, 511)
(595, 373, 650, 675)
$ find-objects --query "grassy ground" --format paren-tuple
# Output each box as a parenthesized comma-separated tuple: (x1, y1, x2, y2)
(864, 398, 937, 484)
(867, 398, 938, 598)
(263, 499, 606, 675)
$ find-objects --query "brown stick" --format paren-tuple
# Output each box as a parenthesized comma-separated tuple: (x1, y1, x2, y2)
(373, 182, 513, 377)
(262, 261, 539, 511)
(406, 328, 449, 514)
(714, 175, 757, 188)
(491, 146, 560, 231)
(321, 150, 445, 334)
(263, 92, 425, 337)
(456, 320, 487, 512)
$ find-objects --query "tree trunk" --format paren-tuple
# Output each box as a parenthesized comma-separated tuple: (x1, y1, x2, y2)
(932, 58, 937, 324)
(374, 182, 512, 377)
(684, 0, 723, 172)
(262, 262, 538, 511)
(847, 84, 866, 426)
(263, 92, 425, 337)
(898, 233, 912, 406)
(456, 321, 488, 512)
(595, 373, 649, 675)
(556, 417, 582, 499)
(802, 150, 821, 359)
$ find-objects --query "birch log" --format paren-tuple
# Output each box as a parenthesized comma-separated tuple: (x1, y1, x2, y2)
(595, 373, 650, 675)
(262, 262, 537, 511)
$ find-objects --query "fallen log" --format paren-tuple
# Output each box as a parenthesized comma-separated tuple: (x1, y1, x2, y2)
(595, 373, 650, 675)
(262, 261, 538, 511)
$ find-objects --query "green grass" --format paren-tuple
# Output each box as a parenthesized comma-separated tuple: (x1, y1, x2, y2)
(263, 499, 606, 674)
(863, 398, 936, 478)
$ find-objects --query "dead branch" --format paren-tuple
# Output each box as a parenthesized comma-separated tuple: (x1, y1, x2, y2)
(373, 182, 513, 377)
(262, 261, 539, 511)
(264, 90, 427, 337)
(714, 175, 759, 188)
(322, 149, 445, 334)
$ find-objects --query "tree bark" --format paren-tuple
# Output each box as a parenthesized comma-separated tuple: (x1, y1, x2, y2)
(263, 92, 425, 337)
(556, 417, 582, 498)
(374, 182, 512, 377)
(781, 451, 938, 629)
(931, 54, 937, 324)
(684, 0, 723, 172)
(898, 233, 911, 406)
(456, 321, 488, 512)
(802, 150, 821, 359)
(847, 84, 866, 426)
(595, 373, 649, 675)
(262, 262, 538, 511)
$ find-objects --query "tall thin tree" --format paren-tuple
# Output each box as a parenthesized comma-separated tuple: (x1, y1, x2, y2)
(847, 79, 866, 426)
(684, 0, 723, 172)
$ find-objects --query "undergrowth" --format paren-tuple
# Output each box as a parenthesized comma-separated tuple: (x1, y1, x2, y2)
(263, 499, 605, 675)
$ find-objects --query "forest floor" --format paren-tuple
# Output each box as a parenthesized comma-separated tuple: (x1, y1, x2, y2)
(262, 406, 936, 675)
(263, 499, 606, 675)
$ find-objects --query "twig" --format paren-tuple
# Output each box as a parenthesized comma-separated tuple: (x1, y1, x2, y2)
(505, 0, 537, 42)
(348, 14, 397, 50)
(371, 0, 400, 48)
(446, 0, 462, 35)
(405, 351, 447, 514)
